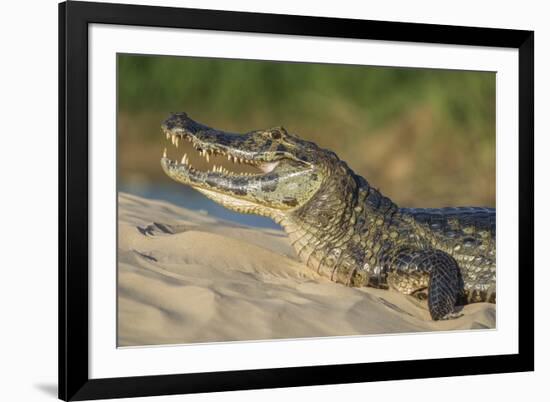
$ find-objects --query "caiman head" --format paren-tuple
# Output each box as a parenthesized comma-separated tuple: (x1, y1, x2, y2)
(160, 113, 352, 219)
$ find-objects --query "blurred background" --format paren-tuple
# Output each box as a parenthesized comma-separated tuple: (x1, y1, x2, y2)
(118, 54, 495, 229)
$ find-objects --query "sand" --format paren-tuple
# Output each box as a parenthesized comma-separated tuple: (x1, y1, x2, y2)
(117, 192, 496, 347)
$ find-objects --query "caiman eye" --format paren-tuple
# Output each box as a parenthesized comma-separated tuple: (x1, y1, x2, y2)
(267, 127, 287, 140)
(270, 131, 282, 140)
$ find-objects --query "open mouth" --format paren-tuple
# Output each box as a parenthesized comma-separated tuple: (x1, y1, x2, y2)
(160, 126, 280, 184)
(159, 113, 319, 212)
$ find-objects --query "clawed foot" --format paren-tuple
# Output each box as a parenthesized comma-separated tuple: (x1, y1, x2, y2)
(432, 306, 464, 321)
(437, 311, 464, 320)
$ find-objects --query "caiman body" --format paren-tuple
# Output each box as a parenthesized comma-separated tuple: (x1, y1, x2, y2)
(160, 113, 496, 320)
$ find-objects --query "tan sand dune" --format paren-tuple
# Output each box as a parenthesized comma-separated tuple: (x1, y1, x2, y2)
(117, 192, 496, 347)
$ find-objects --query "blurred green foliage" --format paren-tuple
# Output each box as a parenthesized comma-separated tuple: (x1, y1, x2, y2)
(119, 55, 494, 136)
(118, 54, 495, 207)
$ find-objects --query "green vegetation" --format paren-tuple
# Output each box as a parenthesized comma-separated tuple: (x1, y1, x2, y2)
(118, 54, 495, 208)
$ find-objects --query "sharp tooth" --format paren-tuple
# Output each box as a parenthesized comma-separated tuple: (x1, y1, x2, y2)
(205, 153, 210, 163)
(163, 148, 167, 158)
(181, 156, 185, 164)
(183, 153, 188, 164)
(227, 154, 231, 161)
(165, 132, 170, 140)
(213, 164, 217, 172)
(171, 134, 176, 145)
(175, 136, 179, 147)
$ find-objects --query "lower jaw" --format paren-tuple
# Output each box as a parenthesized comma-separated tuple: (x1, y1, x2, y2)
(193, 187, 279, 218)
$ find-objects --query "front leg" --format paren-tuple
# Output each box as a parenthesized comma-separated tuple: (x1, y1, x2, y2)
(386, 248, 462, 320)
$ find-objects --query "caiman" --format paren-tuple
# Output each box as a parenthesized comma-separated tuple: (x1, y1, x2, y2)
(160, 112, 496, 320)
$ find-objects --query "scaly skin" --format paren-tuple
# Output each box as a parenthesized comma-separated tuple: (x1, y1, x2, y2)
(160, 113, 496, 320)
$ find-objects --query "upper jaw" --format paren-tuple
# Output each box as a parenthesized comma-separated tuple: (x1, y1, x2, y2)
(160, 113, 310, 181)
(161, 112, 314, 167)
(162, 124, 266, 167)
(160, 116, 282, 191)
(162, 113, 273, 166)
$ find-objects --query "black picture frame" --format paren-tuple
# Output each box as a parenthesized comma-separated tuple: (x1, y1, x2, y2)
(59, 1, 534, 400)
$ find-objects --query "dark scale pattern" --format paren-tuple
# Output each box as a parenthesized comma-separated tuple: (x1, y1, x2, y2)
(160, 114, 496, 321)
(287, 168, 495, 320)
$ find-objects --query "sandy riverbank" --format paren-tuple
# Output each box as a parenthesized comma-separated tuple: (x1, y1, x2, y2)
(117, 192, 495, 347)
